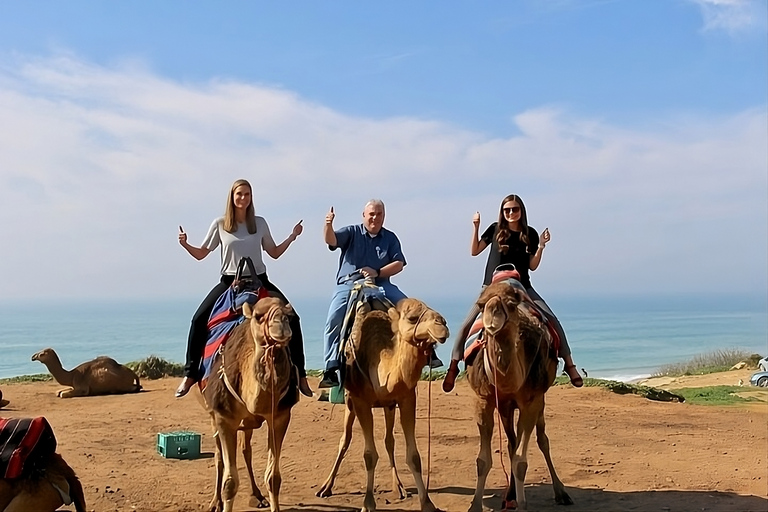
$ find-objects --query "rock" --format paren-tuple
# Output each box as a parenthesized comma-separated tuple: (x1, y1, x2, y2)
(730, 362, 747, 370)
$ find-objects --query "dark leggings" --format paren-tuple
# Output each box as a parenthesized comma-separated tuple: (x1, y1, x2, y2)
(183, 273, 307, 380)
(449, 285, 571, 361)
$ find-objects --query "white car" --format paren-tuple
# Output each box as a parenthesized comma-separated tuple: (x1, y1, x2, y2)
(759, 357, 768, 372)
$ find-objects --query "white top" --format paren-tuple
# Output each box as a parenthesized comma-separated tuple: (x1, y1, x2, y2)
(202, 216, 274, 276)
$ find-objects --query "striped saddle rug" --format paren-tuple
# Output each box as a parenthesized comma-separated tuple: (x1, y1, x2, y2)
(0, 416, 57, 479)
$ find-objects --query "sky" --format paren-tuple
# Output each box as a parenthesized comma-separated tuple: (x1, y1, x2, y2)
(0, 0, 766, 302)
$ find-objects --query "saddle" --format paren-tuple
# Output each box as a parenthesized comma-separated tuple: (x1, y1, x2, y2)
(463, 269, 560, 366)
(337, 278, 394, 385)
(0, 417, 57, 480)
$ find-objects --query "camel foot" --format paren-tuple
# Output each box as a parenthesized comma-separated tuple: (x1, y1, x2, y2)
(316, 484, 333, 498)
(249, 495, 270, 508)
(207, 498, 223, 512)
(394, 482, 408, 500)
(501, 498, 517, 511)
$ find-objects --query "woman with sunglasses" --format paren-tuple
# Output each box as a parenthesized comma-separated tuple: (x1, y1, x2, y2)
(442, 194, 583, 392)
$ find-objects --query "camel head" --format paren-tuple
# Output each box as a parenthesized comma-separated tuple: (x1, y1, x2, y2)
(242, 297, 293, 348)
(388, 298, 449, 352)
(477, 282, 529, 375)
(31, 348, 58, 365)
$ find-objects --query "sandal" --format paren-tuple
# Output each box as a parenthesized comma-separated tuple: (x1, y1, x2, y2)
(175, 376, 196, 398)
(564, 365, 584, 388)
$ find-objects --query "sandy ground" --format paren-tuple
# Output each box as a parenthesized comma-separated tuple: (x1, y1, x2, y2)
(1, 369, 766, 512)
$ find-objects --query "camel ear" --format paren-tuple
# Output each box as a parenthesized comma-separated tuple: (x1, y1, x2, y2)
(243, 302, 254, 319)
(284, 303, 294, 317)
(388, 307, 400, 331)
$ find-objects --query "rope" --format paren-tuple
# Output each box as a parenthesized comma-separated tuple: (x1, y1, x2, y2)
(491, 342, 510, 489)
(426, 362, 433, 490)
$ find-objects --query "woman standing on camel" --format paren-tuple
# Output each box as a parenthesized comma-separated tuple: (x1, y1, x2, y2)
(175, 178, 312, 398)
(442, 193, 583, 392)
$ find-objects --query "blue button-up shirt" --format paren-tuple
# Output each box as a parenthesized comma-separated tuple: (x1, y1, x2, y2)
(330, 224, 407, 283)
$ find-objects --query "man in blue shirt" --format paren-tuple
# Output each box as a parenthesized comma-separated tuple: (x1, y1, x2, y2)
(319, 199, 440, 388)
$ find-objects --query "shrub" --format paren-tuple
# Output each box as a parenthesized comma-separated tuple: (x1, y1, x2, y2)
(653, 348, 757, 377)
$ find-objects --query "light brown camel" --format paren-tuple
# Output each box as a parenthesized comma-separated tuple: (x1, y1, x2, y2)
(199, 297, 298, 512)
(0, 453, 86, 512)
(317, 298, 449, 512)
(31, 348, 141, 398)
(466, 281, 572, 512)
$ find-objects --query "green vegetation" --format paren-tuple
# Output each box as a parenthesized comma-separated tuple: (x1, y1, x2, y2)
(125, 356, 184, 379)
(652, 349, 762, 377)
(671, 386, 758, 406)
(0, 374, 53, 384)
(554, 376, 686, 402)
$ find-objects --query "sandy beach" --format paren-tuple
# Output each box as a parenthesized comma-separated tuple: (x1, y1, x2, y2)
(1, 370, 766, 512)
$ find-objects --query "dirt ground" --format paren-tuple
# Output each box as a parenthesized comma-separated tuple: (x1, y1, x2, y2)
(1, 369, 766, 512)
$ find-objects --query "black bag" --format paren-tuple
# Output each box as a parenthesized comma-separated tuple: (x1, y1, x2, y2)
(232, 257, 263, 294)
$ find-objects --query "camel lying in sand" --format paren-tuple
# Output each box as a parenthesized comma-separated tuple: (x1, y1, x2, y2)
(0, 390, 8, 409)
(467, 281, 572, 512)
(199, 297, 298, 512)
(0, 452, 86, 512)
(317, 298, 449, 512)
(31, 348, 141, 398)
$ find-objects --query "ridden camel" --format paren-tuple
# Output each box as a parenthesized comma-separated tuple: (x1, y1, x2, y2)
(199, 297, 298, 512)
(317, 298, 449, 512)
(0, 452, 86, 512)
(466, 281, 572, 511)
(31, 348, 141, 398)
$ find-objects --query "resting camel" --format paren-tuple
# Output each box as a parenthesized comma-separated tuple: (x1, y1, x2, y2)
(317, 298, 449, 512)
(31, 348, 141, 398)
(467, 281, 572, 511)
(0, 390, 8, 409)
(199, 297, 298, 512)
(0, 452, 86, 512)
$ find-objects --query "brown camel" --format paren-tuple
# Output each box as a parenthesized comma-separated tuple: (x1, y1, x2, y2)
(466, 281, 572, 511)
(31, 348, 141, 398)
(0, 390, 8, 409)
(199, 297, 298, 512)
(317, 298, 449, 512)
(0, 452, 86, 512)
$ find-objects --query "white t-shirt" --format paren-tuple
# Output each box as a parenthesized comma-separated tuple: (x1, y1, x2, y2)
(201, 216, 274, 276)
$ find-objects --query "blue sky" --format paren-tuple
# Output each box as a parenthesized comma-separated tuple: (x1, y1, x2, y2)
(0, 0, 766, 301)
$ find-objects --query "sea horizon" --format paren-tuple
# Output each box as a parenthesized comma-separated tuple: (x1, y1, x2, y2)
(1, 292, 766, 383)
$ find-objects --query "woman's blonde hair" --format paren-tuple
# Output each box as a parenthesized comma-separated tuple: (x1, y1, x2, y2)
(223, 179, 257, 234)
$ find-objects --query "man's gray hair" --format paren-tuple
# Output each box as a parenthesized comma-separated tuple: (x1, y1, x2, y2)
(364, 199, 385, 212)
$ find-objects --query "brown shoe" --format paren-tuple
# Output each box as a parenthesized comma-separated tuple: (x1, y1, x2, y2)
(442, 360, 461, 393)
(299, 377, 313, 397)
(564, 365, 584, 388)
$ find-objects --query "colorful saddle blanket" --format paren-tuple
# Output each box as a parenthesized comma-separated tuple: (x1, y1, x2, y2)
(0, 417, 57, 479)
(464, 271, 561, 365)
(198, 286, 268, 390)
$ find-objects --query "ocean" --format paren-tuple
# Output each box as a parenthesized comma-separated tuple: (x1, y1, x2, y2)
(1, 294, 766, 382)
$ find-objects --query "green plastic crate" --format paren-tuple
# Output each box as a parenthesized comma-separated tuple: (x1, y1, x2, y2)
(156, 431, 201, 459)
(330, 385, 346, 404)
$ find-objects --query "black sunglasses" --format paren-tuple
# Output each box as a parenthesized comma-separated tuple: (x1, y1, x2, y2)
(503, 206, 521, 214)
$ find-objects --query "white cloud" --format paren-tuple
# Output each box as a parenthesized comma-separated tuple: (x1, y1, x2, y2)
(688, 0, 767, 33)
(0, 54, 765, 302)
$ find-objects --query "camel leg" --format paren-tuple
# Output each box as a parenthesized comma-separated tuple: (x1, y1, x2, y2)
(351, 398, 379, 512)
(317, 398, 356, 498)
(398, 394, 437, 512)
(0, 480, 14, 510)
(264, 410, 291, 512)
(510, 399, 543, 511)
(240, 428, 269, 509)
(58, 387, 88, 398)
(498, 401, 518, 510)
(535, 409, 573, 505)
(208, 423, 224, 512)
(469, 399, 495, 512)
(215, 417, 240, 512)
(384, 405, 407, 499)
